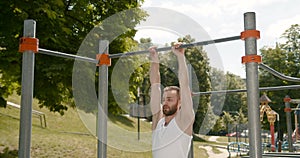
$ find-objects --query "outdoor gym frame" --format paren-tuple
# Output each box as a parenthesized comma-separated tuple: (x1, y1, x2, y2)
(16, 12, 300, 158)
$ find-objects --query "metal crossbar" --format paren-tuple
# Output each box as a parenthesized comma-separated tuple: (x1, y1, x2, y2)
(39, 48, 99, 64)
(192, 85, 300, 95)
(109, 35, 241, 58)
(38, 36, 241, 62)
(259, 63, 300, 82)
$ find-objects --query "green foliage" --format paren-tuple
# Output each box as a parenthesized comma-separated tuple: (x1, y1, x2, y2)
(259, 24, 300, 133)
(209, 68, 246, 133)
(221, 111, 235, 131)
(223, 72, 247, 113)
(209, 68, 227, 115)
(234, 108, 248, 124)
(0, 0, 145, 114)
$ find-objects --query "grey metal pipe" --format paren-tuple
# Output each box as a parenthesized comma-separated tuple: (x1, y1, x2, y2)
(97, 40, 109, 158)
(18, 20, 36, 158)
(244, 12, 262, 158)
(187, 64, 194, 158)
(259, 63, 300, 82)
(38, 48, 99, 64)
(109, 35, 240, 58)
(284, 95, 294, 152)
(38, 36, 241, 62)
(192, 85, 300, 95)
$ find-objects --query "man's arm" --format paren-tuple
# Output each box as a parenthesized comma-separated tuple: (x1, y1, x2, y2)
(173, 43, 194, 136)
(149, 46, 163, 130)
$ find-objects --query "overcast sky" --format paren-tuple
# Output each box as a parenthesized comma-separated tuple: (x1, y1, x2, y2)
(134, 0, 300, 78)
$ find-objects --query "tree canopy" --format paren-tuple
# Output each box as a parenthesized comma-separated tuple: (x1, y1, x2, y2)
(259, 24, 300, 137)
(0, 0, 145, 114)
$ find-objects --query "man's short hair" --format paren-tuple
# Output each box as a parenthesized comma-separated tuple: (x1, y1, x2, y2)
(163, 86, 180, 98)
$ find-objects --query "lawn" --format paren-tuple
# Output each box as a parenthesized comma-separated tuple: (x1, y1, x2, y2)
(0, 95, 224, 158)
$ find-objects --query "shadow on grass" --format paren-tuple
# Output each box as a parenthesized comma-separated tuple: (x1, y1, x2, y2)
(193, 134, 207, 142)
(0, 147, 18, 158)
(0, 112, 19, 121)
(108, 114, 135, 128)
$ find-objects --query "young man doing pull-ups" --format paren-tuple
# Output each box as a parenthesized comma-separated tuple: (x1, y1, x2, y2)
(149, 43, 194, 158)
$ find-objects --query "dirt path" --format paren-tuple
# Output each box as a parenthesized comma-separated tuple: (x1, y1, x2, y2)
(200, 145, 229, 158)
(208, 136, 221, 143)
(198, 136, 229, 158)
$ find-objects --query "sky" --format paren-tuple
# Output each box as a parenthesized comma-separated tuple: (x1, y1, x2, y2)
(134, 0, 300, 78)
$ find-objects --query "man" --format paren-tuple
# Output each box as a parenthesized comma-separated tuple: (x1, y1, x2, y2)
(149, 43, 194, 158)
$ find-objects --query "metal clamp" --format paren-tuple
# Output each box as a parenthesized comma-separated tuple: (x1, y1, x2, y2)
(242, 55, 262, 64)
(96, 54, 111, 66)
(19, 37, 39, 53)
(240, 30, 260, 40)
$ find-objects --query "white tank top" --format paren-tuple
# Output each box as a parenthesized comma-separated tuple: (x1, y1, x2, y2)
(152, 118, 192, 158)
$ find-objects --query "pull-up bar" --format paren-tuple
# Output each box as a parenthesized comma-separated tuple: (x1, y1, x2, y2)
(109, 35, 241, 58)
(36, 35, 241, 62)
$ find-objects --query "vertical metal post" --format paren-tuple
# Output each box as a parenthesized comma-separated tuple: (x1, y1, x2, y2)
(97, 40, 109, 158)
(18, 20, 36, 158)
(277, 114, 282, 152)
(284, 95, 294, 152)
(243, 12, 262, 158)
(137, 87, 140, 140)
(294, 112, 298, 142)
(187, 64, 193, 158)
(236, 124, 238, 143)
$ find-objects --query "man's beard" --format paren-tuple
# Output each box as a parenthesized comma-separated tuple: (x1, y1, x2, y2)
(163, 105, 178, 116)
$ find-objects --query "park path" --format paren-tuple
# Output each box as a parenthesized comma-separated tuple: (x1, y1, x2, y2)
(198, 136, 229, 158)
(201, 145, 228, 158)
(208, 136, 221, 143)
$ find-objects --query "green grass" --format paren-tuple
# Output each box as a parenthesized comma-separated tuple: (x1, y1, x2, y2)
(217, 136, 230, 143)
(0, 95, 226, 157)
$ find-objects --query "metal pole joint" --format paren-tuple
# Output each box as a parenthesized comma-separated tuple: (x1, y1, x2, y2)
(19, 37, 39, 53)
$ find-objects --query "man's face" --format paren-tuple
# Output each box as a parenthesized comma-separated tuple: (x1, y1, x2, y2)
(162, 90, 179, 116)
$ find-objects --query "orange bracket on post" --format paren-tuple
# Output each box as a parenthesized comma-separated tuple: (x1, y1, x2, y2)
(96, 54, 111, 66)
(284, 108, 292, 112)
(242, 55, 262, 64)
(19, 37, 39, 53)
(284, 97, 291, 103)
(240, 30, 260, 40)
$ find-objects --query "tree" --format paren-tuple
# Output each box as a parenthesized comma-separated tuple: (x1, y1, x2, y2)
(259, 24, 300, 137)
(209, 67, 227, 116)
(209, 69, 247, 134)
(221, 111, 235, 132)
(0, 0, 146, 114)
(223, 72, 247, 113)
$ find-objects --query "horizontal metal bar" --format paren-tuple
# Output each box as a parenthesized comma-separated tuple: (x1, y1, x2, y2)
(38, 48, 99, 64)
(192, 85, 300, 95)
(259, 63, 300, 82)
(109, 35, 241, 59)
(290, 99, 300, 104)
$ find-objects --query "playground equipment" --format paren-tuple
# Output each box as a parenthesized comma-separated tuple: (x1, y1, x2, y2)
(284, 97, 300, 152)
(226, 122, 250, 157)
(292, 104, 300, 143)
(260, 94, 278, 152)
(16, 11, 300, 158)
(227, 141, 249, 157)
